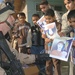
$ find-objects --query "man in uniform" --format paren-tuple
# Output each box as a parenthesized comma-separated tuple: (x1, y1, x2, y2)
(0, 1, 50, 75)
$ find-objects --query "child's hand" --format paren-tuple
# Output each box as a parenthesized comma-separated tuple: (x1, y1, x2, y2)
(58, 32, 66, 37)
(42, 34, 46, 39)
(45, 38, 52, 43)
(40, 29, 43, 33)
(20, 35, 23, 39)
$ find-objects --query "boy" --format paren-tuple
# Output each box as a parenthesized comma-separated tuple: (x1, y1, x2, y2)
(27, 14, 45, 74)
(12, 12, 31, 53)
(42, 9, 61, 75)
(30, 14, 45, 54)
(67, 10, 75, 75)
(39, 0, 61, 23)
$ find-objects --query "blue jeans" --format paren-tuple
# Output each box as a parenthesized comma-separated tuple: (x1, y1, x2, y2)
(31, 45, 45, 73)
(30, 46, 44, 54)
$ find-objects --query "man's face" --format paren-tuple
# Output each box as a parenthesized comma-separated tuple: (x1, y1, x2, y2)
(64, 0, 75, 10)
(68, 18, 75, 28)
(0, 15, 15, 35)
(40, 4, 49, 13)
(44, 15, 55, 24)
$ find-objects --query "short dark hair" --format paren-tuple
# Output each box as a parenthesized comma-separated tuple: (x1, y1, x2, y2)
(64, 0, 74, 1)
(32, 14, 40, 18)
(67, 10, 75, 20)
(44, 9, 55, 17)
(18, 12, 26, 18)
(39, 0, 48, 5)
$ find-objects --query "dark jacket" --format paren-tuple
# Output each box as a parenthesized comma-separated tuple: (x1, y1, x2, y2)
(31, 25, 44, 46)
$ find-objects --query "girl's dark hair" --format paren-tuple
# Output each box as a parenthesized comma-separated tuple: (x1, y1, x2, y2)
(32, 14, 40, 18)
(67, 10, 75, 20)
(44, 9, 55, 17)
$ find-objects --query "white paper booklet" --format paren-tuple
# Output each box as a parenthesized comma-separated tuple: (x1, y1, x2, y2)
(37, 15, 60, 39)
(44, 22, 60, 39)
(37, 15, 46, 30)
(49, 37, 73, 61)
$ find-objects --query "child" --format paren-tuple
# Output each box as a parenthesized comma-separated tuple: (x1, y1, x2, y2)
(29, 14, 45, 73)
(39, 0, 61, 23)
(61, 0, 75, 75)
(61, 0, 75, 35)
(30, 14, 44, 54)
(42, 9, 61, 75)
(67, 10, 75, 75)
(12, 12, 31, 53)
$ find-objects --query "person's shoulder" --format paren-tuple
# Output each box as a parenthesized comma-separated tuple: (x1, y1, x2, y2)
(31, 26, 35, 29)
(25, 21, 31, 27)
(62, 11, 69, 18)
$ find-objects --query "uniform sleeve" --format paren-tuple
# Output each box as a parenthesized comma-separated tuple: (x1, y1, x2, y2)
(0, 67, 7, 75)
(6, 40, 36, 64)
(17, 53, 36, 64)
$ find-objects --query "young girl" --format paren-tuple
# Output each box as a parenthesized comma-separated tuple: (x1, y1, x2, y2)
(62, 0, 75, 33)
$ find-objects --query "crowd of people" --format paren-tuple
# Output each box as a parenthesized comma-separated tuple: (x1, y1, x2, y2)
(0, 0, 75, 75)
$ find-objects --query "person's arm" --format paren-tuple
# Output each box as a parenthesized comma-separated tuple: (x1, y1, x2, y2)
(61, 12, 70, 33)
(42, 33, 46, 39)
(7, 38, 51, 64)
(59, 12, 70, 36)
(54, 10, 61, 23)
(42, 32, 52, 43)
(70, 32, 75, 47)
(45, 38, 52, 43)
(26, 29, 32, 48)
(26, 28, 32, 53)
(0, 67, 6, 75)
(17, 53, 50, 64)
